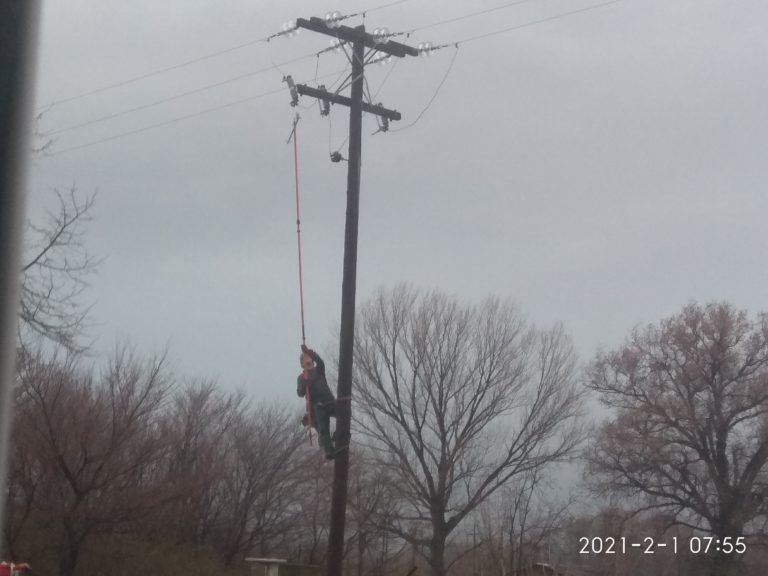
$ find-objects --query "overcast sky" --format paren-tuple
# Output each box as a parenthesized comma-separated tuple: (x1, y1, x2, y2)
(28, 0, 768, 402)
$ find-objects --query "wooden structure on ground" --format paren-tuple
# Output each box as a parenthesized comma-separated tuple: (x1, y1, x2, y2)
(513, 563, 599, 576)
(245, 558, 320, 576)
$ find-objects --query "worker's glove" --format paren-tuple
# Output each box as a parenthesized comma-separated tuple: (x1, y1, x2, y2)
(301, 413, 309, 427)
(301, 344, 310, 354)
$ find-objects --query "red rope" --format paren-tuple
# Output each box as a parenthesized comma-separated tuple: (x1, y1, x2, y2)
(293, 115, 306, 346)
(292, 114, 312, 446)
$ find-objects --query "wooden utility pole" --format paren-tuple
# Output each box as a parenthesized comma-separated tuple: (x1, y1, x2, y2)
(291, 15, 417, 576)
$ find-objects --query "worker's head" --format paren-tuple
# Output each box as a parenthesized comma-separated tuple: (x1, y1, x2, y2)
(300, 353, 315, 370)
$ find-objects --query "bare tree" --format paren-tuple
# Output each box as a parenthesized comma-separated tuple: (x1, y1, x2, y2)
(213, 402, 307, 566)
(586, 302, 768, 576)
(9, 345, 173, 576)
(2, 407, 42, 561)
(478, 470, 576, 576)
(159, 380, 246, 548)
(346, 449, 409, 576)
(291, 454, 334, 565)
(19, 187, 98, 352)
(352, 286, 585, 576)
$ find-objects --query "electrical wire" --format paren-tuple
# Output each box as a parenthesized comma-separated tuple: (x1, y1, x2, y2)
(47, 0, 628, 153)
(313, 54, 321, 83)
(371, 58, 399, 102)
(329, 67, 352, 92)
(446, 0, 626, 46)
(41, 0, 415, 111)
(44, 53, 316, 136)
(400, 0, 540, 37)
(347, 0, 413, 19)
(48, 88, 282, 156)
(47, 68, 347, 157)
(390, 46, 459, 133)
(44, 36, 273, 109)
(43, 1, 595, 138)
(363, 77, 374, 105)
(392, 0, 627, 131)
(334, 135, 350, 156)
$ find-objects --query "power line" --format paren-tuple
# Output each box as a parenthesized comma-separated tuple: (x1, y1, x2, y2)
(44, 54, 316, 136)
(48, 88, 281, 156)
(401, 0, 541, 36)
(42, 1, 579, 137)
(44, 46, 355, 136)
(47, 0, 628, 155)
(349, 0, 413, 19)
(372, 58, 399, 102)
(390, 46, 458, 133)
(393, 0, 627, 131)
(45, 37, 273, 108)
(47, 69, 346, 157)
(447, 0, 627, 46)
(41, 0, 415, 110)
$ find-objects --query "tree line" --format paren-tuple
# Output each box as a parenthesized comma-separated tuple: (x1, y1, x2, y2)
(2, 193, 767, 576)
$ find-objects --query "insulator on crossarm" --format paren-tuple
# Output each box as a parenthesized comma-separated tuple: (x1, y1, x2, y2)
(282, 20, 299, 37)
(284, 75, 299, 106)
(329, 38, 343, 53)
(417, 41, 434, 56)
(318, 85, 331, 116)
(325, 11, 343, 29)
(372, 27, 390, 44)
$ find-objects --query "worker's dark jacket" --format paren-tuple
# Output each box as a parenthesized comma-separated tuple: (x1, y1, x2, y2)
(297, 350, 335, 409)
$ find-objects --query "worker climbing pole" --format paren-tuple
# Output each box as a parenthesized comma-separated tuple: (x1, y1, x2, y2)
(288, 112, 338, 459)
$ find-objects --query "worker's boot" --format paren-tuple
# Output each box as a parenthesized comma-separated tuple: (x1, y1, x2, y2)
(321, 433, 335, 460)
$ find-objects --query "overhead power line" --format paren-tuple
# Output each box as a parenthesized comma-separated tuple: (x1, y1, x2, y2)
(41, 0, 415, 110)
(43, 0, 548, 137)
(390, 46, 459, 132)
(347, 0, 413, 19)
(48, 68, 347, 157)
(393, 0, 628, 132)
(49, 88, 281, 156)
(447, 0, 626, 46)
(44, 53, 321, 136)
(48, 0, 628, 155)
(46, 37, 274, 108)
(401, 0, 541, 36)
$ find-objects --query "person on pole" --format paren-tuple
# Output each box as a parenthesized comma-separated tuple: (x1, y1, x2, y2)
(298, 344, 336, 459)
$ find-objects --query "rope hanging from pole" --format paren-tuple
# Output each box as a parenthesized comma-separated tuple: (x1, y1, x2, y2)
(289, 113, 313, 445)
(292, 114, 307, 346)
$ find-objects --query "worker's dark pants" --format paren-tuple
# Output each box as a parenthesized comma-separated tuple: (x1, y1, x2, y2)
(312, 402, 335, 455)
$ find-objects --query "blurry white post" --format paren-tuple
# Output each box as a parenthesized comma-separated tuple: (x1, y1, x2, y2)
(0, 0, 42, 555)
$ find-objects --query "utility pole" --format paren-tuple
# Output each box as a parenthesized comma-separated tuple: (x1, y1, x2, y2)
(290, 15, 417, 576)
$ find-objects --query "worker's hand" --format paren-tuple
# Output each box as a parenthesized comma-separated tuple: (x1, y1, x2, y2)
(301, 413, 309, 427)
(301, 344, 309, 354)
